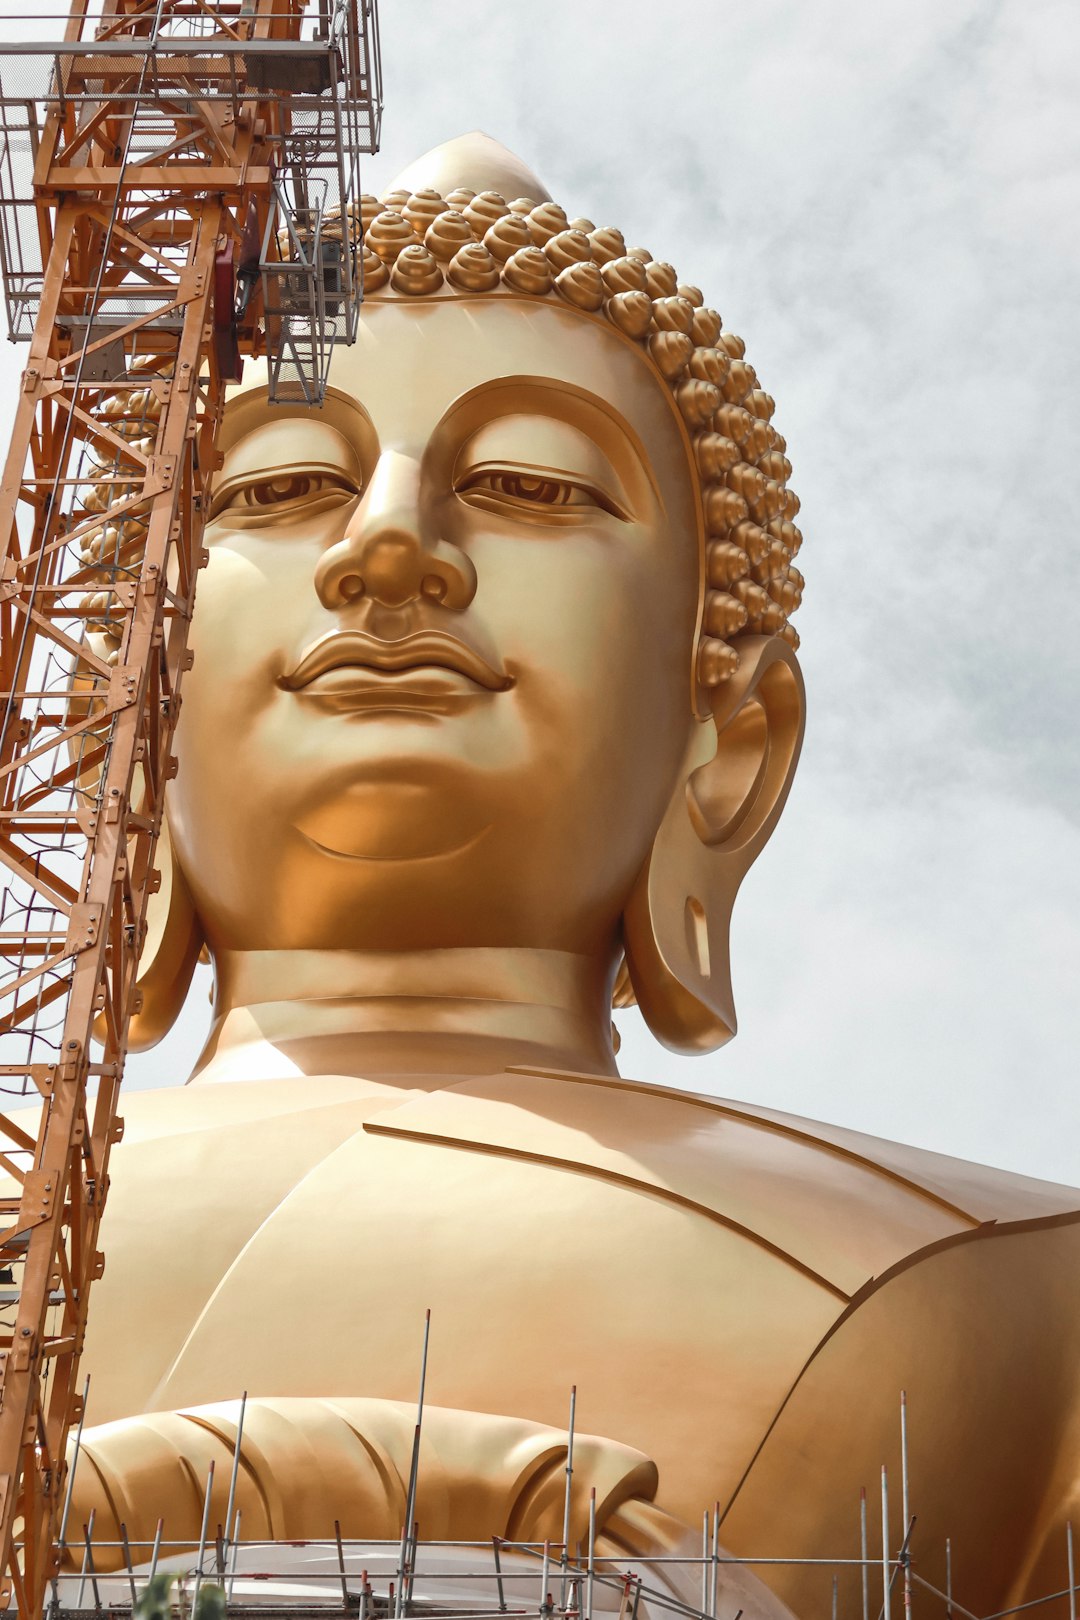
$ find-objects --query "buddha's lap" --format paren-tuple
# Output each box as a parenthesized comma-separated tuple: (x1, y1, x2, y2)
(61, 1070, 1080, 1599)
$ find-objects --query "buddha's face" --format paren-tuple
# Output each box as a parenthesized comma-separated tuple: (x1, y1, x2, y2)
(168, 298, 702, 959)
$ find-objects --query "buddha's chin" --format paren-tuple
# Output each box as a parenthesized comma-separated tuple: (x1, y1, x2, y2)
(294, 783, 489, 863)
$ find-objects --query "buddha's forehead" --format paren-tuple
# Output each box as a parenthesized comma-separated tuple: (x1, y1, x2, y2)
(268, 298, 685, 475)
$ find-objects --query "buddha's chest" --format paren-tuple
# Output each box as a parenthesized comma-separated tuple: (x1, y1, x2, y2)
(72, 1079, 1080, 1615)
(84, 1078, 844, 1523)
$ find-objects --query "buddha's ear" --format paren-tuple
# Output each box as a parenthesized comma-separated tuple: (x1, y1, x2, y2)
(621, 636, 805, 1052)
(93, 798, 205, 1053)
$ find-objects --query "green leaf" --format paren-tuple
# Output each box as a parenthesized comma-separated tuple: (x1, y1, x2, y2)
(193, 1585, 227, 1620)
(134, 1570, 176, 1619)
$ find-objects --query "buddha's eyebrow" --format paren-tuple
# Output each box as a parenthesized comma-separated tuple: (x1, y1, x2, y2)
(219, 391, 375, 470)
(442, 378, 662, 506)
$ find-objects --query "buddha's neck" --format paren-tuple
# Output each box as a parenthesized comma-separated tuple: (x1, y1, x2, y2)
(189, 946, 619, 1084)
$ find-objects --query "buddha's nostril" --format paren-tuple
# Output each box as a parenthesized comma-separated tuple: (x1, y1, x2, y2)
(340, 574, 365, 603)
(421, 575, 447, 603)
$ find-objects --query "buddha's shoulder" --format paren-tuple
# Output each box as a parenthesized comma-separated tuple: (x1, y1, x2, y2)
(358, 1063, 1080, 1301)
(681, 1083, 1080, 1228)
(112, 1064, 1080, 1304)
(412, 1061, 1080, 1217)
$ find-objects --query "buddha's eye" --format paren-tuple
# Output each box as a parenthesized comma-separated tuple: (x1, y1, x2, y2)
(480, 473, 580, 506)
(246, 474, 319, 506)
(210, 469, 360, 523)
(456, 468, 626, 521)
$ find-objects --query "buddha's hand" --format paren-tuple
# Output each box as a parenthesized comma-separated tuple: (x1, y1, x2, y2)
(61, 1395, 662, 1569)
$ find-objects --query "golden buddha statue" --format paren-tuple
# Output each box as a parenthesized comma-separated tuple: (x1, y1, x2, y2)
(53, 135, 1080, 1617)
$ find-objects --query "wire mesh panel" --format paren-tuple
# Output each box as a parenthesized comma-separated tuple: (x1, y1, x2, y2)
(0, 93, 40, 343)
(260, 0, 375, 401)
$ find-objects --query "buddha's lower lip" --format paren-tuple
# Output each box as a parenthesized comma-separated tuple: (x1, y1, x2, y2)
(289, 665, 495, 709)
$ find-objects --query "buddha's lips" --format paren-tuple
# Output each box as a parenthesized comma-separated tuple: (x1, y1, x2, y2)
(282, 629, 512, 693)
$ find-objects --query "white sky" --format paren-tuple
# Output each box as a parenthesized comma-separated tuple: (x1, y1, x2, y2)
(3, 0, 1077, 1184)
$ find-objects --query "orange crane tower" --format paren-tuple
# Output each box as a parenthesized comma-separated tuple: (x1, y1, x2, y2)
(0, 3, 380, 1607)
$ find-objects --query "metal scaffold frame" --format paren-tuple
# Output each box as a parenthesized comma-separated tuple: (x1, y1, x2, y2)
(0, 2, 380, 1609)
(40, 1378, 1080, 1620)
(36, 1515, 1080, 1620)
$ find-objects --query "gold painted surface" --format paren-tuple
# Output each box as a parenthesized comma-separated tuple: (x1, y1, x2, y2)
(716, 1221, 1080, 1615)
(91, 1077, 842, 1507)
(71, 1069, 1080, 1613)
(57, 137, 1080, 1615)
(67, 1397, 662, 1545)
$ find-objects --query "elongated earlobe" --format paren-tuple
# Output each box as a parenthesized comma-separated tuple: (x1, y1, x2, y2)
(621, 636, 805, 1052)
(110, 810, 205, 1052)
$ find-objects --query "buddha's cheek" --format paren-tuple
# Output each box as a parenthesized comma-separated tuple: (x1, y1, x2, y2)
(484, 536, 696, 828)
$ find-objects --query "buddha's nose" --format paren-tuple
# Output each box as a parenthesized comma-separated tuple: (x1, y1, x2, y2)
(314, 450, 476, 611)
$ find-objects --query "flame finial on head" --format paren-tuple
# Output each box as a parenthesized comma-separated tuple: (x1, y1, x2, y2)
(385, 132, 555, 210)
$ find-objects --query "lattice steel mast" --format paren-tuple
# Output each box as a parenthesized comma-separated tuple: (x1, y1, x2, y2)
(0, 3, 379, 1608)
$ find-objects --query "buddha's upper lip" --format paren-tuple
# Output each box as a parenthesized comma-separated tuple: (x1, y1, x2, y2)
(282, 629, 512, 692)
